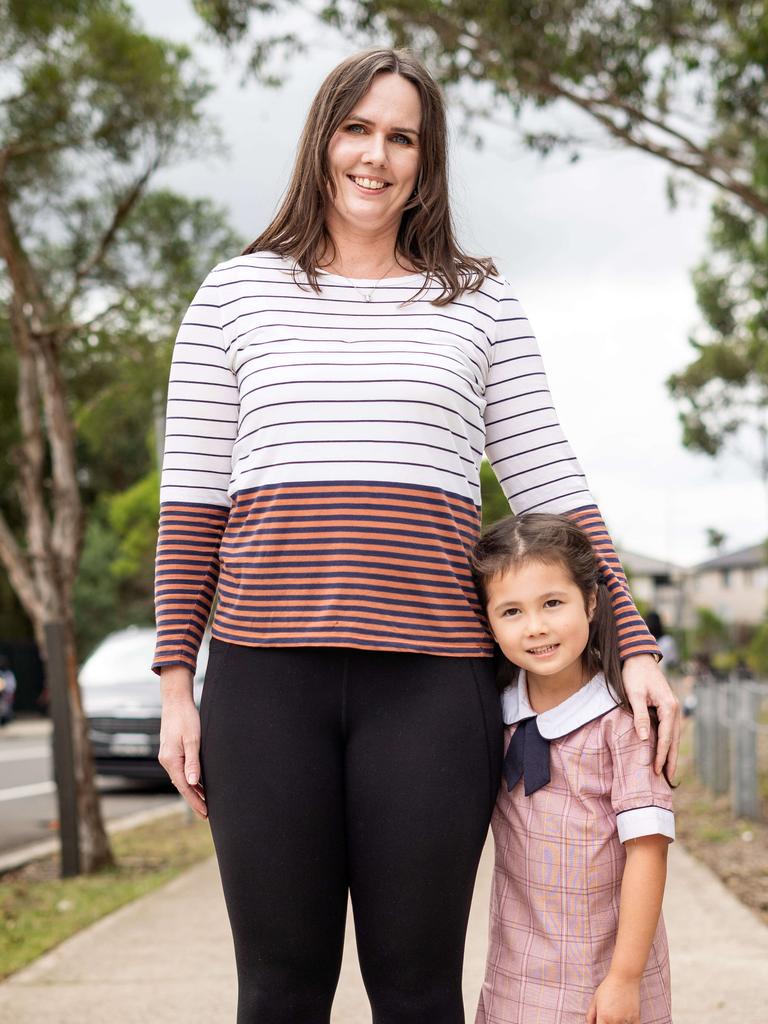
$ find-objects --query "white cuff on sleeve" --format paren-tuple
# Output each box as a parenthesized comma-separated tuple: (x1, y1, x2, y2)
(616, 806, 675, 844)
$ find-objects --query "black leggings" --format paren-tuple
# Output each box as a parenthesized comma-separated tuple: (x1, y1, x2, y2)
(199, 640, 503, 1024)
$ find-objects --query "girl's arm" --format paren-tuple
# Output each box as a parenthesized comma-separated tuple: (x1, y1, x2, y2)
(589, 835, 667, 1019)
(586, 834, 669, 1024)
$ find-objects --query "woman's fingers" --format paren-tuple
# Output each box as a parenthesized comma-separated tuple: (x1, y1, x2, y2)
(180, 734, 208, 818)
(621, 655, 681, 776)
(158, 704, 208, 819)
(655, 691, 681, 778)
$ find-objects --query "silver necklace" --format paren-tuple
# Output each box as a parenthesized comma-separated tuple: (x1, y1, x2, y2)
(332, 258, 399, 302)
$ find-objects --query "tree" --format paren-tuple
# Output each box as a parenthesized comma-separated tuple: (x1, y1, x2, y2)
(705, 527, 728, 555)
(666, 196, 768, 516)
(193, 0, 768, 214)
(0, 1, 237, 873)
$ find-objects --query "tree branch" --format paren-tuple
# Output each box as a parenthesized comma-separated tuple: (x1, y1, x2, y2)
(61, 162, 158, 312)
(553, 84, 768, 217)
(0, 181, 52, 320)
(33, 337, 84, 593)
(395, 11, 768, 217)
(0, 506, 41, 624)
(7, 301, 57, 618)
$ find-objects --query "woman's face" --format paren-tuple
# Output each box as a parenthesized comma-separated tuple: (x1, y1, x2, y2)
(325, 72, 422, 237)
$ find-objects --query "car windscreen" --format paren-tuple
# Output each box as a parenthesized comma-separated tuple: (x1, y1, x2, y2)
(80, 631, 210, 685)
(79, 633, 158, 686)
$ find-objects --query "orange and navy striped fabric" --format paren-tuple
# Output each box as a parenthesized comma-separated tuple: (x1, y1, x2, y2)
(151, 252, 659, 674)
(565, 506, 661, 661)
(153, 502, 228, 670)
(154, 481, 491, 668)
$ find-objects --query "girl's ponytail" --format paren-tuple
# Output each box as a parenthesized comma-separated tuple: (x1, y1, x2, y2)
(584, 577, 623, 698)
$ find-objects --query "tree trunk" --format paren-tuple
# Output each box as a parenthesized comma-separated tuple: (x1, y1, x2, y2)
(0, 262, 116, 876)
(57, 615, 115, 873)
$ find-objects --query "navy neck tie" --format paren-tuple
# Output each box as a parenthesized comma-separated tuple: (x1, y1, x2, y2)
(503, 716, 551, 796)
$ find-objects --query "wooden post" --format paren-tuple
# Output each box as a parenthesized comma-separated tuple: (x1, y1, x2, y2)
(45, 621, 81, 876)
(712, 682, 731, 795)
(730, 684, 760, 820)
(695, 679, 716, 790)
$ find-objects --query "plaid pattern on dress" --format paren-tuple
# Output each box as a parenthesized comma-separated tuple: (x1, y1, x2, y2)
(476, 706, 674, 1024)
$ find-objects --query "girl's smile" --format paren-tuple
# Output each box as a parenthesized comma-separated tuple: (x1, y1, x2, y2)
(527, 642, 560, 658)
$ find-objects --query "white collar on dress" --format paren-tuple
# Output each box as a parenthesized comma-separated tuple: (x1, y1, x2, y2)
(501, 668, 621, 738)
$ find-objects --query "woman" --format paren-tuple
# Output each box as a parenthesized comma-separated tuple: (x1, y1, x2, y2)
(154, 47, 680, 1024)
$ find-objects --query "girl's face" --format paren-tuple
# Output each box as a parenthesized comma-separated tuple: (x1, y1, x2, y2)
(325, 72, 422, 237)
(485, 558, 597, 692)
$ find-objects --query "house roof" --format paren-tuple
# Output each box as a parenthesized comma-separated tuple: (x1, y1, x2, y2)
(617, 549, 683, 577)
(695, 542, 768, 572)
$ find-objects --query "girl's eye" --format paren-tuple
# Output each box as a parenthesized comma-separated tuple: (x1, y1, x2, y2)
(544, 599, 562, 608)
(502, 608, 520, 617)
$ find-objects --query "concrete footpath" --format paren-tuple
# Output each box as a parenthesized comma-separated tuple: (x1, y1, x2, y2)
(0, 832, 766, 1023)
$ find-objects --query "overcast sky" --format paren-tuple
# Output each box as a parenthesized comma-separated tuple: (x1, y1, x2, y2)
(131, 0, 764, 567)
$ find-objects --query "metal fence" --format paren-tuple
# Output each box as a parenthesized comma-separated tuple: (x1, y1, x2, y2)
(693, 676, 768, 820)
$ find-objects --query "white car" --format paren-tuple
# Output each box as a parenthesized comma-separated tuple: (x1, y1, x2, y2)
(79, 626, 210, 780)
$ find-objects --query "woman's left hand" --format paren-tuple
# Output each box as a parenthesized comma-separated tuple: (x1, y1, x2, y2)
(621, 654, 680, 778)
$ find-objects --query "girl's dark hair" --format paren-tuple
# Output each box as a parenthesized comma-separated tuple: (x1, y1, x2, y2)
(471, 512, 676, 786)
(243, 46, 497, 306)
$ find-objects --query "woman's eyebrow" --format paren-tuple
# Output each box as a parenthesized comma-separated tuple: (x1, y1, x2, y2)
(345, 114, 420, 137)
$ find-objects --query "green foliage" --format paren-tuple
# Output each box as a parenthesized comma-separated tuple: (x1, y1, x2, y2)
(746, 620, 768, 676)
(73, 474, 159, 659)
(666, 197, 768, 472)
(73, 501, 130, 658)
(479, 458, 510, 528)
(2, 1, 213, 194)
(706, 527, 728, 553)
(690, 605, 730, 657)
(194, 1, 768, 213)
(0, 1, 243, 650)
(108, 472, 160, 582)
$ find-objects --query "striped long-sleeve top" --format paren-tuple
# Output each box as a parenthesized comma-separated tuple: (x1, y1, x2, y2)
(151, 251, 660, 675)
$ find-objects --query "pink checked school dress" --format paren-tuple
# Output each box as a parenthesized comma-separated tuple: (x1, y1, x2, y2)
(476, 670, 675, 1024)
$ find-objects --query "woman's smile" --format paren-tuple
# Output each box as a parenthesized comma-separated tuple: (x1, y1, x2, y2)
(347, 173, 393, 194)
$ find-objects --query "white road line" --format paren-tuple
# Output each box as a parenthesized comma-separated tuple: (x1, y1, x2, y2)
(0, 781, 56, 802)
(0, 746, 49, 763)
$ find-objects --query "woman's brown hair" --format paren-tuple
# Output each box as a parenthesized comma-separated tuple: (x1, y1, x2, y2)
(470, 512, 676, 785)
(243, 46, 497, 306)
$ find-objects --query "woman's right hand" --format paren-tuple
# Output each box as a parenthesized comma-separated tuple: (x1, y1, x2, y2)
(158, 665, 208, 820)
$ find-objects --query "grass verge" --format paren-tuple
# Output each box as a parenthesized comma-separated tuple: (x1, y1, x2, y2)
(0, 809, 214, 982)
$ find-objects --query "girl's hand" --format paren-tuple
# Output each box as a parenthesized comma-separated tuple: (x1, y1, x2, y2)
(158, 667, 208, 820)
(621, 653, 680, 778)
(586, 973, 640, 1024)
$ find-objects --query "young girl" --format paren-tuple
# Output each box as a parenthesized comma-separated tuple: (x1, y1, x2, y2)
(471, 512, 675, 1024)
